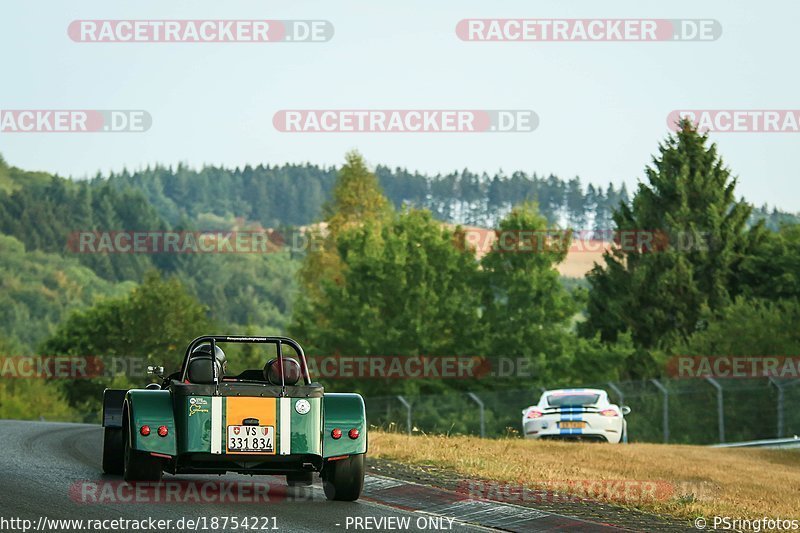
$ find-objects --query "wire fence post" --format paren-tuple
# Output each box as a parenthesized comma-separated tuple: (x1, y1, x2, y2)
(607, 381, 625, 406)
(467, 392, 485, 438)
(650, 379, 669, 443)
(706, 377, 725, 444)
(769, 377, 785, 438)
(396, 395, 412, 435)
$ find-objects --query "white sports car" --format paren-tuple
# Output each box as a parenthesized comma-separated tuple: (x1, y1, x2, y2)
(521, 388, 630, 443)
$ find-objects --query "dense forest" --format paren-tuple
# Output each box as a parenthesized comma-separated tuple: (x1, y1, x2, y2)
(99, 161, 800, 230)
(98, 162, 632, 230)
(2, 128, 800, 440)
(0, 147, 798, 353)
(1, 154, 794, 285)
(0, 154, 645, 351)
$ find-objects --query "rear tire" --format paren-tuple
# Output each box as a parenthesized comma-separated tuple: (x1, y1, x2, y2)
(286, 472, 314, 487)
(123, 425, 162, 482)
(102, 427, 124, 475)
(322, 454, 364, 501)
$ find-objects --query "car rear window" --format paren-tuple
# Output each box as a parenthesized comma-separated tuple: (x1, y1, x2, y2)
(547, 393, 600, 406)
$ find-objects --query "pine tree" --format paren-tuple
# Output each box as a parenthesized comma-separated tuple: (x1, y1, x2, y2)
(581, 120, 763, 360)
(322, 151, 391, 235)
(566, 177, 587, 229)
(592, 189, 607, 234)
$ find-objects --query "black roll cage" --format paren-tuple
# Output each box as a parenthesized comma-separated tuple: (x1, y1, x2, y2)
(179, 336, 312, 393)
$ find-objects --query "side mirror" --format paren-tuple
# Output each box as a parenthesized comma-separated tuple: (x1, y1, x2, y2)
(147, 365, 164, 377)
(621, 406, 631, 416)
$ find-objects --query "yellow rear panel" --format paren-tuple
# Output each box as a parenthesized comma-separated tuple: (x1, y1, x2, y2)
(225, 397, 277, 454)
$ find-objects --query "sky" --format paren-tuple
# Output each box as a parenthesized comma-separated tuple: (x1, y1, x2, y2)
(0, 1, 797, 211)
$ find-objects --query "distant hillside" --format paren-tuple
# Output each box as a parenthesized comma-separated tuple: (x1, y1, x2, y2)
(0, 234, 135, 351)
(0, 153, 798, 351)
(97, 163, 630, 230)
(97, 161, 800, 232)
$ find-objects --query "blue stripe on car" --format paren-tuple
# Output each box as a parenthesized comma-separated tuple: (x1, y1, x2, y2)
(559, 407, 584, 435)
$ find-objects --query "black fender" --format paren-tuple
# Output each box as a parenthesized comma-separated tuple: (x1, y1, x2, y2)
(102, 388, 128, 428)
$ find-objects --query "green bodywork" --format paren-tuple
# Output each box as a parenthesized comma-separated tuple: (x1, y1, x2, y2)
(179, 395, 212, 453)
(322, 393, 368, 457)
(290, 398, 322, 455)
(125, 389, 177, 456)
(125, 390, 365, 460)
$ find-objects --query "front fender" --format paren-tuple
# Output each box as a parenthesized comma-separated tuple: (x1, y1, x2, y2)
(322, 393, 367, 458)
(125, 389, 176, 456)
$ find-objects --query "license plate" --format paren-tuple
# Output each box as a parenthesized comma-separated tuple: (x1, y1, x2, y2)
(559, 421, 586, 429)
(227, 425, 274, 453)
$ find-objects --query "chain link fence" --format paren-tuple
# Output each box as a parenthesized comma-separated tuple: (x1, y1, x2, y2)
(365, 378, 800, 444)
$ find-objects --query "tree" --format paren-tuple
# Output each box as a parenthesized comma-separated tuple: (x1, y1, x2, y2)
(582, 120, 764, 363)
(566, 177, 587, 229)
(0, 380, 78, 422)
(291, 209, 484, 396)
(480, 202, 579, 385)
(677, 297, 800, 357)
(322, 151, 391, 236)
(296, 151, 393, 325)
(592, 188, 608, 233)
(43, 272, 214, 411)
(733, 223, 800, 301)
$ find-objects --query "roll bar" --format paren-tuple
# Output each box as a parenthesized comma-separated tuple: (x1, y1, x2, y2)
(179, 335, 312, 392)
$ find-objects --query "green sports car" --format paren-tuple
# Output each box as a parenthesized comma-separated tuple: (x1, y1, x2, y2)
(101, 335, 367, 501)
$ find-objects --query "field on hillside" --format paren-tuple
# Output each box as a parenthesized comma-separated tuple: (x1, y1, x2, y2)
(370, 431, 800, 522)
(459, 225, 609, 278)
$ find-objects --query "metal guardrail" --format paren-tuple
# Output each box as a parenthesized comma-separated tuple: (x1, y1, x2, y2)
(712, 436, 800, 449)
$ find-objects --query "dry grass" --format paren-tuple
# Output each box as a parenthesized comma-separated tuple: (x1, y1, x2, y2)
(369, 431, 800, 521)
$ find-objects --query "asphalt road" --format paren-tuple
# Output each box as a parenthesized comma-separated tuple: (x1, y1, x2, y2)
(0, 420, 494, 533)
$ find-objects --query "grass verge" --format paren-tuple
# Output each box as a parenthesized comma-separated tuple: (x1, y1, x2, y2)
(369, 431, 800, 521)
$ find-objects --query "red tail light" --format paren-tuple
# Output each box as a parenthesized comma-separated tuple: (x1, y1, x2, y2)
(526, 409, 543, 419)
(157, 425, 168, 437)
(600, 409, 619, 417)
(139, 425, 151, 436)
(331, 428, 342, 439)
(348, 428, 359, 439)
